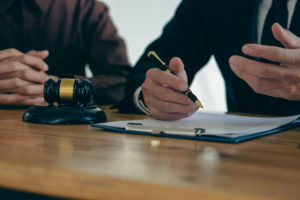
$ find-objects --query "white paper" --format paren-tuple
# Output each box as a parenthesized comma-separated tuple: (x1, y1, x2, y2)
(97, 112, 300, 138)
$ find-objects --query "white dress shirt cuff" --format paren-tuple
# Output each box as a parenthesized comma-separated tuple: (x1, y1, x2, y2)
(133, 87, 150, 115)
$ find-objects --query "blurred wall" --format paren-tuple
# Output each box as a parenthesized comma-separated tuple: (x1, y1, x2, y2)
(100, 0, 227, 112)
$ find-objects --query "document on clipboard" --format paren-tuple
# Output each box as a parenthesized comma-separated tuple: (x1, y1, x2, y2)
(92, 112, 300, 143)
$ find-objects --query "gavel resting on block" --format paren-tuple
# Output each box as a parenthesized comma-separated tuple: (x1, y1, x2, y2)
(23, 78, 107, 125)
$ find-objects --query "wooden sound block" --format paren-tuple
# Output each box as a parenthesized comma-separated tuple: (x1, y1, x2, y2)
(23, 105, 107, 125)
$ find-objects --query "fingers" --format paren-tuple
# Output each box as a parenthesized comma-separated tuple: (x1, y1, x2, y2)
(18, 54, 49, 71)
(228, 69, 300, 100)
(9, 84, 44, 96)
(169, 57, 188, 81)
(0, 48, 23, 61)
(0, 93, 25, 104)
(148, 107, 195, 121)
(0, 76, 45, 95)
(144, 95, 198, 113)
(272, 23, 300, 49)
(242, 24, 300, 65)
(0, 48, 49, 62)
(0, 60, 31, 74)
(0, 48, 49, 106)
(143, 80, 192, 104)
(0, 93, 44, 105)
(230, 25, 300, 101)
(142, 57, 197, 120)
(242, 44, 300, 64)
(20, 70, 48, 83)
(0, 70, 48, 84)
(142, 67, 198, 120)
(143, 92, 198, 121)
(3, 54, 48, 71)
(27, 50, 49, 59)
(229, 55, 298, 79)
(229, 55, 300, 100)
(146, 68, 188, 92)
(230, 66, 280, 96)
(0, 78, 32, 91)
(22, 96, 45, 106)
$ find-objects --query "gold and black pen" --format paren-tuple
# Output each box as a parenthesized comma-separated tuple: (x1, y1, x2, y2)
(147, 51, 203, 108)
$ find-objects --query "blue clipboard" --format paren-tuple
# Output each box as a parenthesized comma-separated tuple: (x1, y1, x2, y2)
(92, 120, 300, 144)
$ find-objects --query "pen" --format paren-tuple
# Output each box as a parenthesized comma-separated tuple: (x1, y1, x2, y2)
(147, 51, 203, 108)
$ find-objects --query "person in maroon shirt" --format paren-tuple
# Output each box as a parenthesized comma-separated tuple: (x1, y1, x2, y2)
(0, 0, 131, 105)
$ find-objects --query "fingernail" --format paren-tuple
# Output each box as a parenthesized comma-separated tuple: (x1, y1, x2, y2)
(193, 104, 199, 110)
(39, 97, 45, 103)
(274, 23, 282, 29)
(229, 57, 237, 67)
(41, 50, 49, 55)
(243, 45, 252, 54)
(44, 64, 49, 71)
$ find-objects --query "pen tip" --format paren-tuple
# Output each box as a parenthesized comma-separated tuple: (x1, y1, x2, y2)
(195, 100, 203, 108)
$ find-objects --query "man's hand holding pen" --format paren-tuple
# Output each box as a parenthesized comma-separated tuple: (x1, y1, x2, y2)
(141, 57, 199, 120)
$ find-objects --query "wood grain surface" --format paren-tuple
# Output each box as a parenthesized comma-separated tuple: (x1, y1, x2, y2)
(0, 106, 299, 199)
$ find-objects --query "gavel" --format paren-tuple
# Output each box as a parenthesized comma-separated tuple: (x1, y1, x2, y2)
(44, 78, 93, 106)
(23, 78, 107, 124)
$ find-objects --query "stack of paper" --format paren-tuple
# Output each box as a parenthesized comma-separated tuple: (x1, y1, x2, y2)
(93, 112, 300, 143)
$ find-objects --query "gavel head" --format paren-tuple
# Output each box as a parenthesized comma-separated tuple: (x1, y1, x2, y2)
(44, 78, 93, 106)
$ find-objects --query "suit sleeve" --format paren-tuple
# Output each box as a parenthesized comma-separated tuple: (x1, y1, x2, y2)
(118, 0, 212, 112)
(76, 1, 132, 105)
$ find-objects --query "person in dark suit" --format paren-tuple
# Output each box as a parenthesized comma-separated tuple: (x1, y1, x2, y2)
(0, 0, 131, 106)
(120, 0, 300, 120)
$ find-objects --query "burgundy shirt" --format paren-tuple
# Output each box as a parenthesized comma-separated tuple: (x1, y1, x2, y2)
(0, 0, 131, 104)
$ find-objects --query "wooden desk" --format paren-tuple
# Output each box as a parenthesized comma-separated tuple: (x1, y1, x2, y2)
(0, 107, 299, 200)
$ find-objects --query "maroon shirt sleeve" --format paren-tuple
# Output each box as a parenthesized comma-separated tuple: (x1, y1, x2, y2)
(75, 1, 131, 104)
(0, 0, 131, 105)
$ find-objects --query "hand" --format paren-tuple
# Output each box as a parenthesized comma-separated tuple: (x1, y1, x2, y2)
(48, 75, 59, 81)
(141, 57, 199, 120)
(0, 49, 49, 105)
(229, 23, 300, 101)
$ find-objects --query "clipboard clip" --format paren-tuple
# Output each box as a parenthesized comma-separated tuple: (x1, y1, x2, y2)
(126, 123, 205, 137)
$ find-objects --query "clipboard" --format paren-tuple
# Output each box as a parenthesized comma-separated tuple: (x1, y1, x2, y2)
(125, 123, 206, 136)
(92, 112, 300, 143)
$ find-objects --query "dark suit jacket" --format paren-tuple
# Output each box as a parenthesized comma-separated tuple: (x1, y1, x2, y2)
(120, 0, 300, 115)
